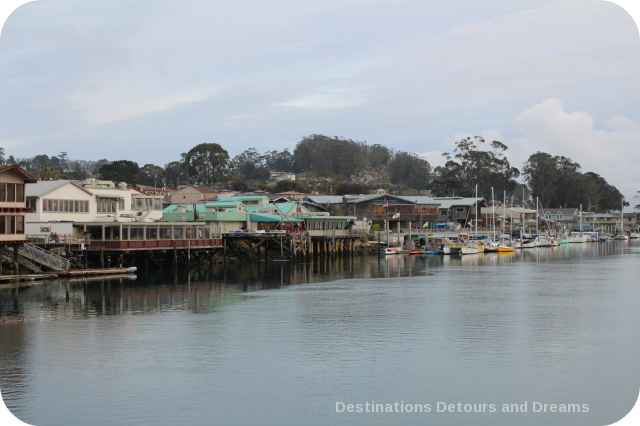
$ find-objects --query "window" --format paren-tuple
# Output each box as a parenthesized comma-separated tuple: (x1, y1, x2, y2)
(16, 184, 24, 202)
(0, 184, 5, 202)
(0, 216, 4, 234)
(130, 227, 144, 240)
(6, 184, 15, 202)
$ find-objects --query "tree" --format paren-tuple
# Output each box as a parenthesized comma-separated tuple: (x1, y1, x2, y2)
(263, 149, 295, 172)
(436, 137, 519, 198)
(334, 182, 369, 195)
(232, 148, 265, 179)
(182, 143, 230, 188)
(99, 160, 140, 185)
(388, 151, 431, 190)
(293, 135, 366, 178)
(164, 161, 188, 189)
(522, 152, 559, 208)
(230, 179, 250, 192)
(274, 180, 298, 192)
(138, 164, 165, 187)
(37, 166, 61, 181)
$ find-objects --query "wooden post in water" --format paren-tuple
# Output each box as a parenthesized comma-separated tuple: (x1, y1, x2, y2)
(13, 245, 19, 275)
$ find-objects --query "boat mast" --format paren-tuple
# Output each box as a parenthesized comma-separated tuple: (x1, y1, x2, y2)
(475, 184, 478, 236)
(621, 197, 624, 234)
(491, 187, 495, 241)
(522, 187, 525, 241)
(536, 197, 540, 235)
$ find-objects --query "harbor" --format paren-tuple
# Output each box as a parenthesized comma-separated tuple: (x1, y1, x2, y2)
(1, 239, 639, 426)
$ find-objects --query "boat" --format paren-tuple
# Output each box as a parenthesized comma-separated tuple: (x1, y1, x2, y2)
(420, 250, 439, 256)
(569, 233, 587, 243)
(613, 233, 629, 241)
(384, 247, 404, 255)
(496, 245, 515, 252)
(515, 238, 537, 249)
(484, 241, 500, 252)
(629, 232, 640, 239)
(460, 244, 479, 255)
(407, 250, 422, 255)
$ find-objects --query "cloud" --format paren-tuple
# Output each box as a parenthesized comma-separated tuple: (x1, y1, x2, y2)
(439, 99, 640, 206)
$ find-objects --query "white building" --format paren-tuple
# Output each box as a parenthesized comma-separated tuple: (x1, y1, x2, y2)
(25, 179, 164, 238)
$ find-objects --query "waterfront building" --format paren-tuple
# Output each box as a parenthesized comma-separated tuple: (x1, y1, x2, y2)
(25, 180, 96, 237)
(432, 197, 486, 228)
(0, 165, 37, 257)
(623, 212, 639, 231)
(26, 179, 164, 240)
(305, 194, 440, 231)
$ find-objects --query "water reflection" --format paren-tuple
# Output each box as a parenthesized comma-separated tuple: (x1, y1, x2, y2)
(0, 241, 633, 323)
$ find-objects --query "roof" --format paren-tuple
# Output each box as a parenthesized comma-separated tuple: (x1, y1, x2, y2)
(433, 197, 484, 209)
(192, 186, 217, 193)
(26, 180, 94, 197)
(250, 213, 303, 222)
(0, 164, 37, 183)
(397, 196, 439, 204)
(217, 196, 269, 201)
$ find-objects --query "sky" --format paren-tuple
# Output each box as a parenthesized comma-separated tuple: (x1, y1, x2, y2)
(0, 0, 639, 209)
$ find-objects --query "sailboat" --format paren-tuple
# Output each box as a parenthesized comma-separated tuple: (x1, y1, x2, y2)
(614, 198, 628, 240)
(570, 205, 587, 243)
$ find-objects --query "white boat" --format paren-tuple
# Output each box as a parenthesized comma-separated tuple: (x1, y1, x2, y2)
(569, 233, 587, 243)
(460, 244, 479, 255)
(484, 241, 500, 252)
(614, 234, 629, 241)
(384, 247, 404, 255)
(515, 238, 537, 249)
(629, 232, 640, 239)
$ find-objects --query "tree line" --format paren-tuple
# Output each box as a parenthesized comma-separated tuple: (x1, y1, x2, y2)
(0, 135, 631, 212)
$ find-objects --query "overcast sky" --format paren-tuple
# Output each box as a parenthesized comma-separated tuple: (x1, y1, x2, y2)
(0, 0, 638, 207)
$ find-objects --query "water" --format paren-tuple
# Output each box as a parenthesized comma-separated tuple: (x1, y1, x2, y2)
(1, 241, 640, 425)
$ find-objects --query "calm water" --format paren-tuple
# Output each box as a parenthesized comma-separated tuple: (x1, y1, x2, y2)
(1, 241, 640, 426)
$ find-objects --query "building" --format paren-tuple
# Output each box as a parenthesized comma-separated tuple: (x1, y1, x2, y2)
(305, 194, 440, 231)
(170, 186, 219, 204)
(26, 180, 96, 237)
(269, 171, 295, 182)
(25, 179, 164, 239)
(0, 165, 37, 243)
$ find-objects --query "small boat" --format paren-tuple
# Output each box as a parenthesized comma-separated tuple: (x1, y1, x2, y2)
(484, 241, 499, 252)
(408, 250, 422, 255)
(614, 233, 629, 240)
(515, 239, 536, 249)
(420, 250, 439, 256)
(460, 245, 479, 254)
(496, 245, 515, 252)
(629, 232, 640, 239)
(384, 247, 405, 255)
